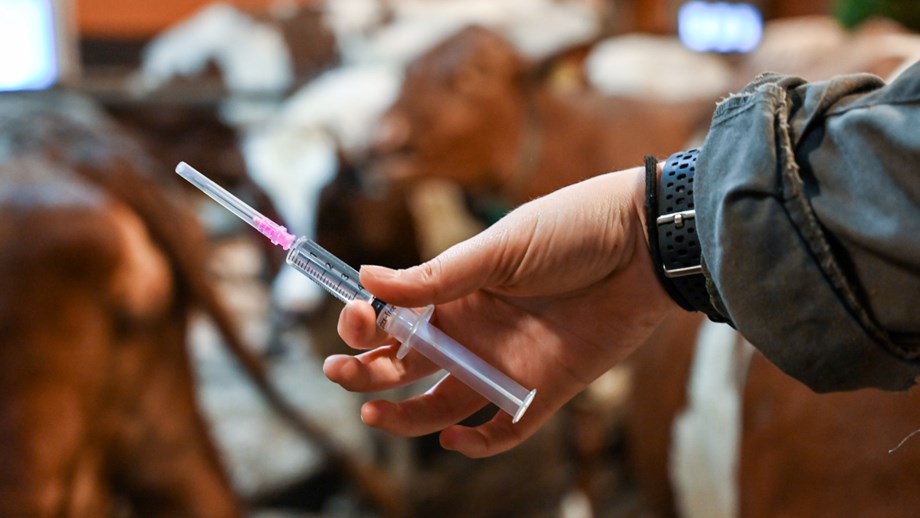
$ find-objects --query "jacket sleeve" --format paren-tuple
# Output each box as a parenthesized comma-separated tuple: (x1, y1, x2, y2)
(695, 62, 920, 392)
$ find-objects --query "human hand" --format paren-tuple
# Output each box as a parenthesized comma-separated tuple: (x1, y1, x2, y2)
(324, 166, 678, 457)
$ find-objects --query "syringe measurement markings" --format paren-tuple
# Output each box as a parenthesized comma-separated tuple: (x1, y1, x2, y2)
(290, 254, 358, 302)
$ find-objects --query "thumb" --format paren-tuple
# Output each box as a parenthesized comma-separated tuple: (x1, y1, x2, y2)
(359, 232, 507, 308)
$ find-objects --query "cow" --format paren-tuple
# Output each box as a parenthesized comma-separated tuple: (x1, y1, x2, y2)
(0, 91, 401, 517)
(135, 1, 605, 317)
(137, 1, 339, 96)
(626, 314, 920, 518)
(0, 92, 241, 516)
(368, 25, 717, 210)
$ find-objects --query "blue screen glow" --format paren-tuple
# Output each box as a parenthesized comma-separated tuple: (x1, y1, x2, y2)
(679, 1, 763, 53)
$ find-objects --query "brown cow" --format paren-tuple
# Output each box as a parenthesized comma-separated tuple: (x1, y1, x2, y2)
(0, 91, 401, 517)
(0, 92, 240, 516)
(626, 315, 920, 518)
(0, 164, 239, 517)
(369, 25, 715, 209)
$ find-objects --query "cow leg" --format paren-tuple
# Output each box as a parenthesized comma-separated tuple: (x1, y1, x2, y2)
(0, 385, 113, 516)
(109, 320, 241, 518)
(623, 311, 704, 517)
(0, 306, 116, 518)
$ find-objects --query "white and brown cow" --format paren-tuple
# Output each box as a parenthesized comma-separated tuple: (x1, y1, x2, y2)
(626, 314, 920, 518)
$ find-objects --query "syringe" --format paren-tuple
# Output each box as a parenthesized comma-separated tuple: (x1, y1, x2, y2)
(176, 162, 536, 423)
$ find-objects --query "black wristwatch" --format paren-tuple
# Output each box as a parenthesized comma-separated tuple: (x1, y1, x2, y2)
(646, 149, 724, 321)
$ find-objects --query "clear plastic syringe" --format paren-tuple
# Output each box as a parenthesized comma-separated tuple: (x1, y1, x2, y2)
(175, 162, 536, 423)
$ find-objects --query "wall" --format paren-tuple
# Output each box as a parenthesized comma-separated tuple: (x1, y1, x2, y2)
(75, 0, 307, 37)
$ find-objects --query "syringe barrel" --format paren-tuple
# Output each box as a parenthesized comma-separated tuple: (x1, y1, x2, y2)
(378, 305, 536, 423)
(285, 237, 374, 305)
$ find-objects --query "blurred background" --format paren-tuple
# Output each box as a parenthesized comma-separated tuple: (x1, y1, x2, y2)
(2, 1, 920, 517)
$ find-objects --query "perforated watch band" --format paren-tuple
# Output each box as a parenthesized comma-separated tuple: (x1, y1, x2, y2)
(648, 149, 723, 320)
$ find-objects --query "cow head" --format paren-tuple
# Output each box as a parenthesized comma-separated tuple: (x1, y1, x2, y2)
(369, 25, 532, 192)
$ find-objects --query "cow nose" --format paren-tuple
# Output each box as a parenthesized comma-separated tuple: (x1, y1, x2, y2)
(372, 112, 410, 154)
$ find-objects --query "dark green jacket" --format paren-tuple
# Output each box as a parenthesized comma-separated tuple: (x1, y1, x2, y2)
(696, 62, 920, 392)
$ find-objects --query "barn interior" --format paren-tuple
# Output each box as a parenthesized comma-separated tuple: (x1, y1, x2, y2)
(2, 0, 920, 517)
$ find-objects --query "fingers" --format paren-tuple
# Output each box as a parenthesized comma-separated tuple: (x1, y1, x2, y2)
(358, 227, 512, 307)
(337, 300, 390, 350)
(323, 345, 441, 392)
(358, 374, 490, 436)
(438, 418, 531, 458)
(354, 374, 544, 458)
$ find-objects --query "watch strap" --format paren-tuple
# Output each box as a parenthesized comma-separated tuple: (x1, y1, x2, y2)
(647, 149, 725, 321)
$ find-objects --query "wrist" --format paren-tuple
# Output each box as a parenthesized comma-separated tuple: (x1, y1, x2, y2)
(636, 159, 662, 251)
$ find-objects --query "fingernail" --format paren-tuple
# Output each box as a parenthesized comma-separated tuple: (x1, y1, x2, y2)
(360, 264, 398, 279)
(360, 402, 377, 425)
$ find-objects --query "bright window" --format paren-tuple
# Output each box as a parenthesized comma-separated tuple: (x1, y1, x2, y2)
(0, 0, 58, 91)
